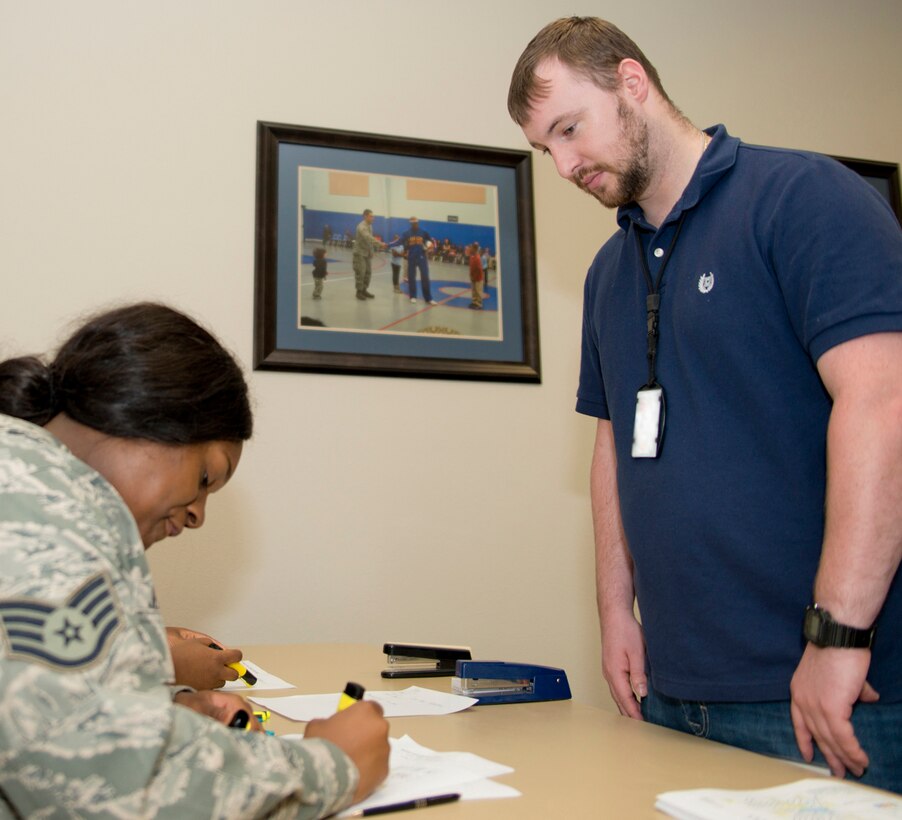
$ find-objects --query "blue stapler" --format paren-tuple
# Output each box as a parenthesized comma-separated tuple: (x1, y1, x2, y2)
(451, 660, 571, 704)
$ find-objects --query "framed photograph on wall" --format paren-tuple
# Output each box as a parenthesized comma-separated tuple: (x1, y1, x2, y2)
(253, 121, 540, 382)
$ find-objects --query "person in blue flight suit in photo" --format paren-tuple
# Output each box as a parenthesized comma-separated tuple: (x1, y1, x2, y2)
(393, 217, 437, 305)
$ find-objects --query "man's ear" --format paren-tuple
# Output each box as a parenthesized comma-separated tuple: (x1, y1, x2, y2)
(618, 58, 649, 103)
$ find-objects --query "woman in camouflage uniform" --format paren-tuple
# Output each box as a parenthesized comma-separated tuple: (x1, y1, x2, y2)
(0, 302, 388, 819)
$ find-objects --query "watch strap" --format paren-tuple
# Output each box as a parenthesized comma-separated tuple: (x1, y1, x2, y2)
(804, 604, 875, 649)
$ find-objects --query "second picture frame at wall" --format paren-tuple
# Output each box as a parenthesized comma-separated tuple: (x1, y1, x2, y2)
(831, 155, 901, 225)
(254, 121, 540, 382)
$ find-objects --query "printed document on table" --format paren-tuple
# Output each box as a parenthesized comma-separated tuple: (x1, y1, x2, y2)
(220, 660, 294, 691)
(250, 686, 477, 720)
(331, 735, 519, 816)
(656, 778, 902, 820)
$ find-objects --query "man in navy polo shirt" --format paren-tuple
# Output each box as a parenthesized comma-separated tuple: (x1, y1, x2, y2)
(508, 17, 902, 792)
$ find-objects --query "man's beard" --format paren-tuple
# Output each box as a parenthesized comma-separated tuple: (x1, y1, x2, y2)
(574, 98, 650, 209)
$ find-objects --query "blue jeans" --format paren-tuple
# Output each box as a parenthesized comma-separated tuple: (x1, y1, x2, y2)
(642, 688, 902, 794)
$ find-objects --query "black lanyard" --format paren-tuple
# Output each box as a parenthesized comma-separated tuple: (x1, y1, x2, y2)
(632, 212, 688, 388)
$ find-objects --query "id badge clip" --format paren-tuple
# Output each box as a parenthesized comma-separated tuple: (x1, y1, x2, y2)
(632, 385, 665, 458)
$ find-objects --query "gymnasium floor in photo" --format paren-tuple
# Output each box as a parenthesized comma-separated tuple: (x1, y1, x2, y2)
(297, 240, 501, 340)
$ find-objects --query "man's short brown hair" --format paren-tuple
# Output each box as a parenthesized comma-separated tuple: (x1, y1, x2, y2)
(507, 17, 669, 125)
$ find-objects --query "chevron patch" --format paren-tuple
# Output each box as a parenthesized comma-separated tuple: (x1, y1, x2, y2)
(0, 572, 122, 669)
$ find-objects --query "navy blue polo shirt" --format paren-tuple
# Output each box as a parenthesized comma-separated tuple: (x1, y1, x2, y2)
(577, 125, 902, 701)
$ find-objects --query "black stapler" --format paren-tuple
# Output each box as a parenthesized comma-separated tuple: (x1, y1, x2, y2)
(381, 642, 472, 678)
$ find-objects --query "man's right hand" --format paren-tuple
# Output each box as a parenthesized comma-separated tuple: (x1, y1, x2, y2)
(305, 701, 390, 802)
(601, 610, 648, 719)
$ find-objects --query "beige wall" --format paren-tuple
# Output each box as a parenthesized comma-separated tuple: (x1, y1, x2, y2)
(1, 0, 900, 710)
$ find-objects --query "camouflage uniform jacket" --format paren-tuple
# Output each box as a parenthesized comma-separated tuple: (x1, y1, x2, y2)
(0, 414, 357, 819)
(353, 220, 378, 259)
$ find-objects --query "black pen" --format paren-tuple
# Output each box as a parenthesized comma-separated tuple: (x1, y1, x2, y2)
(346, 793, 460, 817)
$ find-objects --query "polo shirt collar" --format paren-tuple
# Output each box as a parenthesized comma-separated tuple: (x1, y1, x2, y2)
(616, 124, 740, 231)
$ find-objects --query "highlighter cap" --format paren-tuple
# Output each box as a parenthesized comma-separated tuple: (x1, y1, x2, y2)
(343, 681, 365, 700)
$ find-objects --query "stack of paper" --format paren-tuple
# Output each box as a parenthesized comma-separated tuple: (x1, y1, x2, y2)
(336, 735, 519, 817)
(656, 778, 902, 819)
(249, 682, 516, 812)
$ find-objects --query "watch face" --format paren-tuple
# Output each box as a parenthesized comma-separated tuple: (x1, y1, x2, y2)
(803, 607, 823, 643)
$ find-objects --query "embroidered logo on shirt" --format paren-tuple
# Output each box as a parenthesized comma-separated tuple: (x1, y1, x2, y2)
(698, 272, 715, 294)
(0, 572, 122, 669)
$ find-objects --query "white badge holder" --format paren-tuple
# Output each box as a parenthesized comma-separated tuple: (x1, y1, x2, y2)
(632, 386, 665, 458)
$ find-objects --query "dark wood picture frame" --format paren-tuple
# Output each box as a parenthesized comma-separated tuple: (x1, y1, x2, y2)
(831, 155, 901, 225)
(253, 122, 541, 382)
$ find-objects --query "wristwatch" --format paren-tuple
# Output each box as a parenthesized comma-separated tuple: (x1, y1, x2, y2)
(803, 604, 875, 649)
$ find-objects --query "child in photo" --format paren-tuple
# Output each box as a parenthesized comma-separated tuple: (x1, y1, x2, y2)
(468, 243, 484, 310)
(312, 246, 328, 299)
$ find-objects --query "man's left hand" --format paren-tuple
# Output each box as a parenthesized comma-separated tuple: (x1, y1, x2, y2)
(789, 643, 879, 778)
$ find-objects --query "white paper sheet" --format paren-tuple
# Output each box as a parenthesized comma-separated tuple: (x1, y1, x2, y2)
(250, 686, 477, 720)
(656, 778, 902, 820)
(333, 735, 519, 817)
(219, 660, 294, 691)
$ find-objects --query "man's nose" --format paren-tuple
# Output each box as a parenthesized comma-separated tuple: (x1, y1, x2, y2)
(550, 144, 581, 180)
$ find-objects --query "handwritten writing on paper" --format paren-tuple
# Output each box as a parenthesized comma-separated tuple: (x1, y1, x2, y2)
(656, 778, 902, 820)
(335, 735, 519, 817)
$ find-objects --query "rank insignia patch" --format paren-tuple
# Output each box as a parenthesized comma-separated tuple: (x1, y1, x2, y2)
(0, 573, 122, 669)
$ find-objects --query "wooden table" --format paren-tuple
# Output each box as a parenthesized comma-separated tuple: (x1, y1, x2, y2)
(242, 643, 823, 818)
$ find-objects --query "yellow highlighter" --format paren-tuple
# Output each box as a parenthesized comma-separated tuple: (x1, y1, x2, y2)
(337, 681, 365, 711)
(228, 661, 258, 687)
(208, 643, 258, 687)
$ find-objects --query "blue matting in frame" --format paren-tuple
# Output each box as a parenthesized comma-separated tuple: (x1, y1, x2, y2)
(275, 142, 524, 362)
